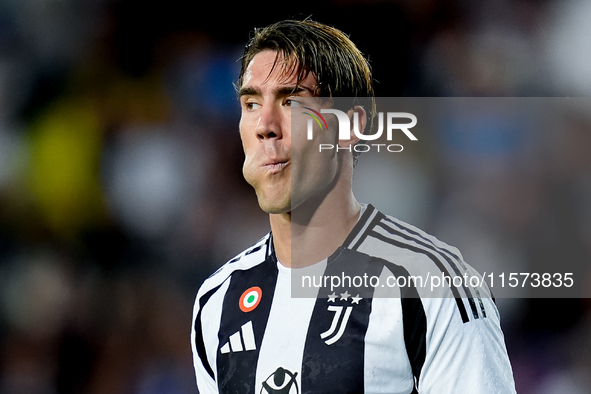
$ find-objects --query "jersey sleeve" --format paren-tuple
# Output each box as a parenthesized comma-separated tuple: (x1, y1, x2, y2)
(191, 288, 219, 394)
(417, 296, 516, 393)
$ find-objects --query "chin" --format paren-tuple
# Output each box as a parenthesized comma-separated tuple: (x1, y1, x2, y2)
(256, 194, 291, 215)
(258, 203, 291, 215)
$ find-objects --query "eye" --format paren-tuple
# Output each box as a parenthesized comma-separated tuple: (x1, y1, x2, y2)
(285, 98, 301, 108)
(244, 101, 261, 111)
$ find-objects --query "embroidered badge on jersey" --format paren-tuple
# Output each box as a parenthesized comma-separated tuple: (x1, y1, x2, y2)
(240, 286, 262, 312)
(321, 291, 362, 345)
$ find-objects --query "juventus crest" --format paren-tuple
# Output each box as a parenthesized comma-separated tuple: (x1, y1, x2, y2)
(320, 291, 362, 345)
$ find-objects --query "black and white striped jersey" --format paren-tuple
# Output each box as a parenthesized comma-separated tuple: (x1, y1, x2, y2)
(191, 204, 516, 393)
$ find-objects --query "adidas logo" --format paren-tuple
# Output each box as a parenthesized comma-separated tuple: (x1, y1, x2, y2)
(220, 321, 256, 354)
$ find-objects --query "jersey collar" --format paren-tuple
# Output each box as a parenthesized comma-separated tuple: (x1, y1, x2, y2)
(266, 204, 378, 265)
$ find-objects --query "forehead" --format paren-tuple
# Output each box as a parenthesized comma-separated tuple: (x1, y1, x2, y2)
(242, 50, 317, 89)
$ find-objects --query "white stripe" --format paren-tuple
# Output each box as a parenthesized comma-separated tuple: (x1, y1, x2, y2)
(267, 234, 273, 257)
(254, 262, 318, 392)
(241, 321, 256, 351)
(199, 278, 231, 381)
(364, 267, 414, 393)
(220, 342, 230, 354)
(229, 331, 243, 352)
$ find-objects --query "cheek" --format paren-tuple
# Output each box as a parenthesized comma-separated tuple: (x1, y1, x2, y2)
(242, 157, 258, 189)
(239, 122, 254, 153)
(240, 143, 256, 177)
(239, 129, 255, 180)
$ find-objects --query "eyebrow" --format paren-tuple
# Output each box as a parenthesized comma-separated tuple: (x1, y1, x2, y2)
(238, 85, 314, 98)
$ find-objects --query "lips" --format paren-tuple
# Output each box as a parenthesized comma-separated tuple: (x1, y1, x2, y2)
(261, 159, 290, 172)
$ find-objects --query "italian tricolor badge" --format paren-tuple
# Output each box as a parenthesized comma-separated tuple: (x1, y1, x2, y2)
(239, 286, 262, 312)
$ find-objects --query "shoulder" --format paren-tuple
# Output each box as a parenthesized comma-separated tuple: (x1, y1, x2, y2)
(347, 204, 465, 266)
(351, 204, 494, 324)
(190, 235, 272, 392)
(195, 233, 272, 304)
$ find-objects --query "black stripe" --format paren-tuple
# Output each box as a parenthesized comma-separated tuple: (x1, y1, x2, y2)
(216, 256, 278, 393)
(227, 256, 240, 264)
(376, 220, 480, 320)
(245, 243, 264, 255)
(301, 249, 382, 393)
(381, 261, 427, 389)
(384, 217, 459, 259)
(369, 231, 470, 324)
(245, 235, 269, 256)
(402, 295, 427, 383)
(267, 234, 278, 264)
(383, 217, 488, 318)
(209, 236, 270, 279)
(342, 204, 376, 249)
(351, 210, 384, 251)
(194, 283, 225, 380)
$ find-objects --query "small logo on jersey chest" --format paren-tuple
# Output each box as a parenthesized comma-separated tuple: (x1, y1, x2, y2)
(220, 320, 256, 354)
(320, 292, 362, 345)
(261, 367, 299, 394)
(240, 286, 262, 312)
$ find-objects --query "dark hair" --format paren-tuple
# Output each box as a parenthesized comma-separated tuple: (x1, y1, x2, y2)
(237, 19, 376, 166)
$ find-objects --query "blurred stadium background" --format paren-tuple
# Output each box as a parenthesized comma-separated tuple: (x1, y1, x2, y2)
(0, 0, 590, 392)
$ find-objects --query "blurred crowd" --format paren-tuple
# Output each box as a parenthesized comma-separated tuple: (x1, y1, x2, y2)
(0, 0, 590, 393)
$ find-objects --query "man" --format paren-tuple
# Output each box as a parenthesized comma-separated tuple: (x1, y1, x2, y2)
(192, 20, 516, 393)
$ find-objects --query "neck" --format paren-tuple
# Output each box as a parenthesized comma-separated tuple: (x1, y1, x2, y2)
(270, 183, 360, 268)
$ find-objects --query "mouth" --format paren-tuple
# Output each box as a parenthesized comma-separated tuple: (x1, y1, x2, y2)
(261, 159, 290, 173)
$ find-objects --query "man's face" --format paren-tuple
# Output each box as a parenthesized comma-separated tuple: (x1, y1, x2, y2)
(239, 50, 339, 214)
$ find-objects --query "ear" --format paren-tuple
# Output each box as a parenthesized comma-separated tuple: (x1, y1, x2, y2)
(337, 106, 367, 148)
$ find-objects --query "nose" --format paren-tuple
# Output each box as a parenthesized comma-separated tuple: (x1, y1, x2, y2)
(255, 103, 283, 140)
